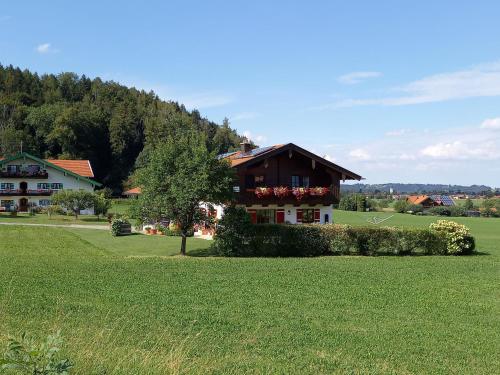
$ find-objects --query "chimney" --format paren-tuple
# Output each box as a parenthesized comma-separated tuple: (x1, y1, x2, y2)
(240, 139, 252, 153)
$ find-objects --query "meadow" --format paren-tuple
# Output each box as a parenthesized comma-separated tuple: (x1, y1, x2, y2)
(0, 211, 498, 374)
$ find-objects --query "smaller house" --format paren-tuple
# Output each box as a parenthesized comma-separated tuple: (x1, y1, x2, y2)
(406, 194, 455, 208)
(123, 187, 141, 198)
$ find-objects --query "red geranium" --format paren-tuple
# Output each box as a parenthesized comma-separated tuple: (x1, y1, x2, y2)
(273, 186, 290, 198)
(292, 187, 309, 201)
(255, 187, 273, 198)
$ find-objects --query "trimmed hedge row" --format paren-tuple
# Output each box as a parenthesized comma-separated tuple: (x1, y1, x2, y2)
(211, 208, 475, 257)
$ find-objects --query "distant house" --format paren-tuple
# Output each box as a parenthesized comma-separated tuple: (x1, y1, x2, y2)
(123, 187, 141, 198)
(0, 152, 101, 213)
(406, 194, 455, 208)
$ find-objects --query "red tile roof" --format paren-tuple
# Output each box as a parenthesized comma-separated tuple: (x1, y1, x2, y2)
(407, 195, 432, 205)
(223, 145, 285, 167)
(123, 187, 142, 195)
(46, 159, 94, 177)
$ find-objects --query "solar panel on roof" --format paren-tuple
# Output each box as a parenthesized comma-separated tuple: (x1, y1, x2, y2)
(217, 151, 237, 160)
(234, 146, 274, 159)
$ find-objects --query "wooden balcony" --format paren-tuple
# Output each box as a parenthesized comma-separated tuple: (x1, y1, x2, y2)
(0, 170, 48, 179)
(0, 189, 54, 196)
(235, 186, 340, 206)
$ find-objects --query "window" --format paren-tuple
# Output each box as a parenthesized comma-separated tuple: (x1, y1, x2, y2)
(38, 199, 51, 207)
(51, 183, 63, 190)
(256, 209, 276, 224)
(1, 183, 14, 190)
(37, 183, 50, 190)
(291, 175, 309, 188)
(254, 175, 265, 186)
(1, 200, 14, 208)
(6, 165, 20, 174)
(303, 176, 310, 188)
(302, 209, 315, 223)
(27, 165, 40, 173)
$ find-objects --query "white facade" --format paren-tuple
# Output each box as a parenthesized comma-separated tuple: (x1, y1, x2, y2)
(240, 204, 333, 224)
(0, 156, 97, 214)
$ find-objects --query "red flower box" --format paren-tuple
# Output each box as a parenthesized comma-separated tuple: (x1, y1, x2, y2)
(273, 186, 290, 198)
(255, 187, 273, 198)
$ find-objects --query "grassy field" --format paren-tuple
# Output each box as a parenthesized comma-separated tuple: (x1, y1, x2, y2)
(0, 212, 498, 374)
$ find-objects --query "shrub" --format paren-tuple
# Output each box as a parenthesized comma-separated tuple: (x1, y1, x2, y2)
(393, 200, 408, 213)
(0, 330, 73, 374)
(110, 218, 131, 237)
(428, 206, 466, 217)
(338, 195, 357, 211)
(213, 214, 457, 257)
(429, 220, 475, 255)
(406, 204, 424, 214)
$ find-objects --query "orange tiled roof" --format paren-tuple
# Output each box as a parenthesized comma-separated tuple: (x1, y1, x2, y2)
(123, 187, 142, 195)
(46, 159, 94, 178)
(407, 195, 431, 205)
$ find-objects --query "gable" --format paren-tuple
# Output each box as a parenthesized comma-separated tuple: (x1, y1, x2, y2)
(0, 153, 101, 187)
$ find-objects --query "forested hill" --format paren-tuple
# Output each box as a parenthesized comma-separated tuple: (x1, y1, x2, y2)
(0, 64, 244, 191)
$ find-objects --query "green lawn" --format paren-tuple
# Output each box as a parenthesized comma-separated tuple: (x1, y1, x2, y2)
(0, 213, 498, 374)
(66, 228, 211, 257)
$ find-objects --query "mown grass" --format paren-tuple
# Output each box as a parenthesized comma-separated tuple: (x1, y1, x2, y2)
(0, 213, 499, 374)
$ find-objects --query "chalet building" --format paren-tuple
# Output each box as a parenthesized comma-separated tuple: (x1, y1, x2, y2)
(0, 152, 101, 213)
(219, 142, 361, 224)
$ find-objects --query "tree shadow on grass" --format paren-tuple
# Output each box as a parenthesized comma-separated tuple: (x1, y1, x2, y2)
(187, 247, 218, 257)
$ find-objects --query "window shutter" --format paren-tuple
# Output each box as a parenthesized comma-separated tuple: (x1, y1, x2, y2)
(314, 209, 321, 223)
(296, 209, 303, 223)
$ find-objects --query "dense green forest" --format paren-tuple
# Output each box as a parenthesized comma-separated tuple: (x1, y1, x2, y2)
(0, 64, 244, 191)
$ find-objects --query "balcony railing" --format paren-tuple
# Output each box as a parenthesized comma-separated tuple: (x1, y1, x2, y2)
(236, 185, 340, 206)
(0, 189, 54, 196)
(0, 170, 49, 179)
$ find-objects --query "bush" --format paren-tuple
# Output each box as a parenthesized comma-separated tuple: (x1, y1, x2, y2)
(110, 218, 131, 236)
(212, 212, 463, 257)
(428, 206, 466, 217)
(338, 195, 357, 211)
(429, 220, 475, 255)
(393, 200, 408, 213)
(406, 204, 424, 214)
(213, 207, 329, 256)
(0, 330, 73, 374)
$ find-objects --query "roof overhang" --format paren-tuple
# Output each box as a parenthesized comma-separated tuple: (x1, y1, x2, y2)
(228, 143, 362, 181)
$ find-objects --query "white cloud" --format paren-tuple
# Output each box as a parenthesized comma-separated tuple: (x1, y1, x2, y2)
(386, 128, 410, 137)
(231, 112, 260, 121)
(35, 43, 58, 54)
(349, 148, 371, 161)
(420, 140, 499, 160)
(337, 71, 382, 85)
(480, 117, 500, 130)
(320, 60, 500, 109)
(243, 130, 267, 145)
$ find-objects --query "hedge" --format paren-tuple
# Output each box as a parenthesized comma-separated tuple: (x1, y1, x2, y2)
(212, 210, 475, 257)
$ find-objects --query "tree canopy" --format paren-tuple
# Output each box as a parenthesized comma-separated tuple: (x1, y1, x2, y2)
(133, 130, 235, 255)
(0, 64, 245, 191)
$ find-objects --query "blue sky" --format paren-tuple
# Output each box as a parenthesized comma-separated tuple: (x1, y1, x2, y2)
(2, 1, 500, 186)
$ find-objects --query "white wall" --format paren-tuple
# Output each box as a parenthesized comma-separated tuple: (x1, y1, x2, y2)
(237, 204, 333, 224)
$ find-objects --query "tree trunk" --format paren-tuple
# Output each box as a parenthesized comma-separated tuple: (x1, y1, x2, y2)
(180, 234, 187, 256)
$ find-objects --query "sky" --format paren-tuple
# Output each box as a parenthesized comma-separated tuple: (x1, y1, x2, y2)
(1, 1, 500, 187)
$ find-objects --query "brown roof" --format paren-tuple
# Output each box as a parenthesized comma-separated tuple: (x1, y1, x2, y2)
(221, 143, 362, 180)
(46, 159, 94, 177)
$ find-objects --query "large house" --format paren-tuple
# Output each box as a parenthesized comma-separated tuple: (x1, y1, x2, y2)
(0, 152, 101, 213)
(218, 142, 361, 224)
